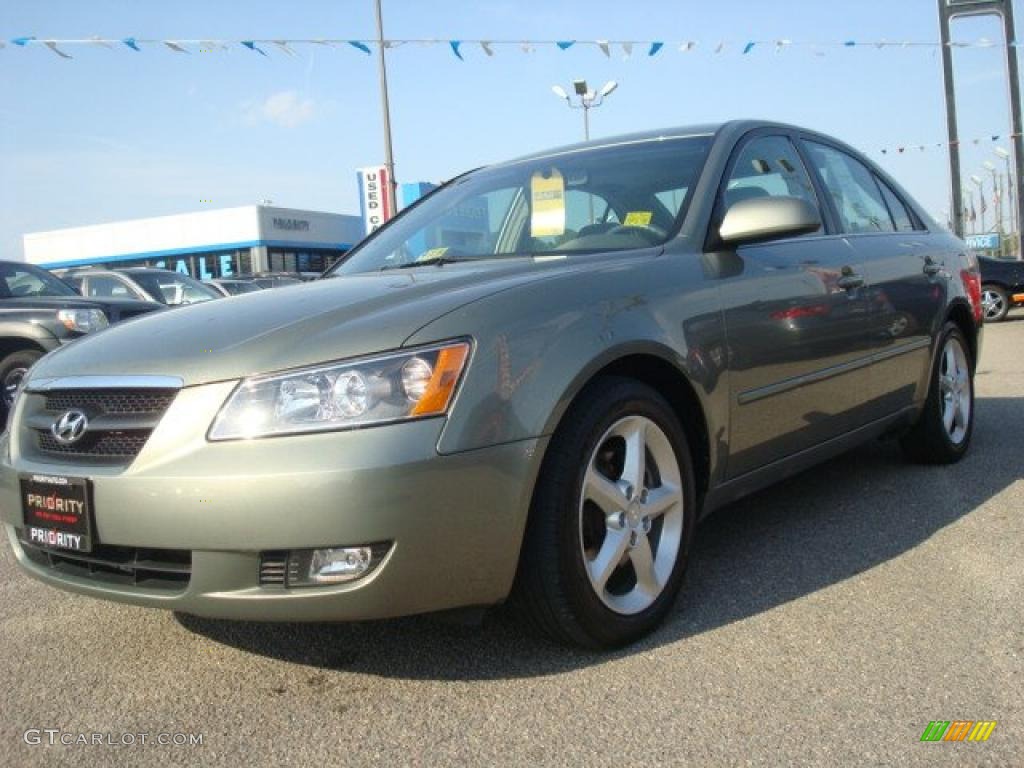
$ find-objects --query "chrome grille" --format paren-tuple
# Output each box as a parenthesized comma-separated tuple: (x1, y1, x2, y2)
(44, 389, 176, 415)
(23, 387, 178, 465)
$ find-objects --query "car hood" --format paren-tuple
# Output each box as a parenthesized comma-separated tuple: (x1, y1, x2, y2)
(28, 261, 558, 386)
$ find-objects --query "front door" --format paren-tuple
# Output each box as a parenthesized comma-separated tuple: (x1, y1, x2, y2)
(711, 134, 876, 478)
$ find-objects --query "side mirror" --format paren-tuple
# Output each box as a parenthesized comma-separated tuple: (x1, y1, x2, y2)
(719, 195, 821, 246)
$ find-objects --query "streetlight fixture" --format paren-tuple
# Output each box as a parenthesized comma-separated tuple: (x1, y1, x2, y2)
(552, 78, 619, 141)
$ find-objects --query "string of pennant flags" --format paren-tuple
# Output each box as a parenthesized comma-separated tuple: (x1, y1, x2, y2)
(1, 35, 1020, 60)
(878, 132, 1024, 156)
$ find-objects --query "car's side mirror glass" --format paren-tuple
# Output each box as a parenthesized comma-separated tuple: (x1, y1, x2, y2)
(718, 196, 821, 246)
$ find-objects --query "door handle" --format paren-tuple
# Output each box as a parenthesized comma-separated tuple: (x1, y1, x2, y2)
(923, 257, 942, 276)
(837, 272, 864, 291)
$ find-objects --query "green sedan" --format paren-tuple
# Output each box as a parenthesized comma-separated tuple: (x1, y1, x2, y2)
(1, 121, 983, 648)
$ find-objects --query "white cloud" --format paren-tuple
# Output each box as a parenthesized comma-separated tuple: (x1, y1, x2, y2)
(244, 90, 315, 128)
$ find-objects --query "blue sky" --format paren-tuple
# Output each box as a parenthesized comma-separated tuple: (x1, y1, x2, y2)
(1, 0, 1021, 257)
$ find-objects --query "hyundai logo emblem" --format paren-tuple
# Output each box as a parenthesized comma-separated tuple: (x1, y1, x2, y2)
(51, 410, 89, 445)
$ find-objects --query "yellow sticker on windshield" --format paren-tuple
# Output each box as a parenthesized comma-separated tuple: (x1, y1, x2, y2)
(623, 211, 653, 227)
(418, 247, 448, 262)
(530, 169, 565, 238)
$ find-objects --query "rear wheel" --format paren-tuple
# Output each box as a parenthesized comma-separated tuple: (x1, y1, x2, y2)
(514, 377, 696, 649)
(981, 284, 1009, 322)
(900, 323, 974, 464)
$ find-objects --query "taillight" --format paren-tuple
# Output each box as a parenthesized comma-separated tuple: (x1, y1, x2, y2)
(960, 268, 982, 323)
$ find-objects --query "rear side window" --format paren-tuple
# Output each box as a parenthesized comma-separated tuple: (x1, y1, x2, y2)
(875, 178, 918, 232)
(803, 141, 894, 234)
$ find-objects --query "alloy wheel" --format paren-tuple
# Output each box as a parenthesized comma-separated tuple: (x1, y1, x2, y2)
(938, 336, 971, 445)
(981, 289, 1005, 321)
(579, 415, 684, 615)
(2, 367, 27, 407)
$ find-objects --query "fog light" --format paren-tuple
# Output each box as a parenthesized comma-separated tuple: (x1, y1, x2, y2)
(309, 546, 372, 583)
(261, 542, 391, 587)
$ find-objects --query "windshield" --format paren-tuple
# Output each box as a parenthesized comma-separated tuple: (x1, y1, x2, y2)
(332, 135, 712, 275)
(129, 271, 221, 305)
(0, 262, 78, 298)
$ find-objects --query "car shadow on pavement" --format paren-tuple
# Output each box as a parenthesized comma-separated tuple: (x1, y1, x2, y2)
(177, 394, 1023, 680)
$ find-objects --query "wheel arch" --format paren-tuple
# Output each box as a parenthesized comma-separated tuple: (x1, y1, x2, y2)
(945, 299, 979, 370)
(0, 336, 48, 362)
(540, 344, 713, 508)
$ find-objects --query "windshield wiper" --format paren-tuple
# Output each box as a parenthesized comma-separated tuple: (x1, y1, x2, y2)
(380, 255, 482, 271)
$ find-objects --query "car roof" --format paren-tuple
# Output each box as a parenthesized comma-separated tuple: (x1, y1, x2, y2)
(495, 120, 862, 167)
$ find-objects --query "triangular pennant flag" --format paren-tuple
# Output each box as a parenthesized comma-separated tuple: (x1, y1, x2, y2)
(0, 41, 5, 49)
(273, 41, 295, 56)
(844, 40, 856, 47)
(122, 37, 141, 51)
(875, 39, 888, 49)
(742, 42, 756, 54)
(881, 149, 888, 154)
(44, 41, 72, 59)
(383, 40, 404, 48)
(520, 42, 535, 53)
(200, 40, 227, 51)
(714, 41, 725, 53)
(449, 40, 463, 59)
(679, 41, 696, 52)
(311, 39, 338, 47)
(89, 35, 114, 49)
(348, 40, 371, 55)
(11, 37, 37, 46)
(480, 41, 494, 56)
(597, 39, 610, 57)
(163, 41, 189, 53)
(648, 42, 663, 56)
(556, 41, 575, 50)
(622, 42, 633, 57)
(241, 40, 267, 56)
(991, 135, 1000, 141)
(774, 39, 791, 54)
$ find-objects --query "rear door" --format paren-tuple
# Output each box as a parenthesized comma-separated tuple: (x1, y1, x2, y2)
(800, 139, 942, 417)
(712, 132, 876, 478)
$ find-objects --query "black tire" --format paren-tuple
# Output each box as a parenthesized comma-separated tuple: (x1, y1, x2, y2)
(513, 376, 697, 649)
(981, 284, 1009, 323)
(900, 323, 974, 464)
(0, 348, 42, 424)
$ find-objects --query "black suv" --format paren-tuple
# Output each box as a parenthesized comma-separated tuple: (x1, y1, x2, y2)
(0, 260, 163, 418)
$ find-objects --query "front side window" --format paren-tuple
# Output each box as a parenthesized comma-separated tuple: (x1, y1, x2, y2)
(129, 272, 220, 305)
(804, 141, 894, 234)
(331, 136, 712, 274)
(724, 135, 820, 221)
(87, 275, 135, 299)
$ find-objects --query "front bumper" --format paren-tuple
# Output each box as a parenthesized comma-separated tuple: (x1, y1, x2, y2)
(0, 381, 546, 620)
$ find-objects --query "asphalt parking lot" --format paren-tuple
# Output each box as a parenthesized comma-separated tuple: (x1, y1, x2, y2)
(1, 318, 1021, 767)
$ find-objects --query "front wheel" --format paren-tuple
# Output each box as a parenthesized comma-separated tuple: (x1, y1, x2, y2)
(0, 349, 42, 424)
(900, 323, 974, 464)
(514, 377, 696, 649)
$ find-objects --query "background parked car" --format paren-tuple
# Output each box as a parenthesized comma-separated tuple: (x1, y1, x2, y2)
(0, 259, 163, 419)
(978, 256, 1024, 322)
(66, 267, 222, 306)
(205, 278, 264, 297)
(232, 272, 306, 289)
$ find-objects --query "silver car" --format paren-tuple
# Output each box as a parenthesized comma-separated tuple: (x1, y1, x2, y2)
(1, 121, 983, 648)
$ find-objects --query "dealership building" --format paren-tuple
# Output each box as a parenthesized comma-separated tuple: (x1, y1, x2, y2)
(22, 205, 365, 278)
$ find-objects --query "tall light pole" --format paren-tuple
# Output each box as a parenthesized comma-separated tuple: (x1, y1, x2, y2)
(970, 175, 986, 232)
(374, 0, 397, 201)
(995, 146, 1017, 243)
(983, 160, 1002, 235)
(551, 79, 618, 141)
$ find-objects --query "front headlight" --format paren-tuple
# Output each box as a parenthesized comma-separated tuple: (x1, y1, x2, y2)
(57, 308, 108, 333)
(208, 340, 471, 440)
